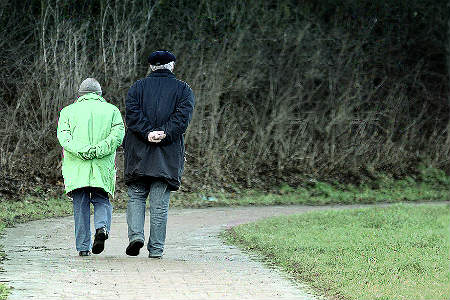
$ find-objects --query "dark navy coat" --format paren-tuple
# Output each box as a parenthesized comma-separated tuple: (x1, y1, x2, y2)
(123, 69, 195, 190)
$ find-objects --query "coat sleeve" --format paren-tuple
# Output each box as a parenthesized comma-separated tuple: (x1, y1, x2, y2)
(125, 82, 154, 140)
(93, 107, 125, 159)
(159, 84, 195, 144)
(57, 108, 92, 159)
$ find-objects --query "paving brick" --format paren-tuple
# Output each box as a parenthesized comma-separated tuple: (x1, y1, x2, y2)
(0, 206, 329, 300)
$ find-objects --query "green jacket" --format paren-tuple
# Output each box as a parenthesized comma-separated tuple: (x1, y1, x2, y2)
(57, 93, 125, 196)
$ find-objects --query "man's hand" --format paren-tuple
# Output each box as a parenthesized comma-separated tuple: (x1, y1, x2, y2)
(147, 131, 166, 143)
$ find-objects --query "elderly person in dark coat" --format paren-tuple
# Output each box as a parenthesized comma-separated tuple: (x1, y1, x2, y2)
(123, 50, 195, 258)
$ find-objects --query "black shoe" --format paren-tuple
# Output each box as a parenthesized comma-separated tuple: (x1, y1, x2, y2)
(79, 251, 91, 256)
(92, 227, 108, 254)
(126, 240, 144, 256)
(148, 253, 162, 259)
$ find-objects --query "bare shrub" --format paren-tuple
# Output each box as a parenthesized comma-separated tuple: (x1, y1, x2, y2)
(0, 0, 448, 197)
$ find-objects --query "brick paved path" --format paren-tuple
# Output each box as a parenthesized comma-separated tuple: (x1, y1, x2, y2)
(0, 205, 336, 299)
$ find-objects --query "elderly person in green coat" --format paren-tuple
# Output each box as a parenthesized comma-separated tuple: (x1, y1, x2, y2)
(57, 78, 125, 256)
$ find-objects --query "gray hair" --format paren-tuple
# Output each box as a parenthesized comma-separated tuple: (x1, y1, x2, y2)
(78, 78, 102, 96)
(150, 61, 175, 72)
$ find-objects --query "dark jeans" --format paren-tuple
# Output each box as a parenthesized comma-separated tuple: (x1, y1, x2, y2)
(71, 187, 112, 252)
(126, 180, 170, 257)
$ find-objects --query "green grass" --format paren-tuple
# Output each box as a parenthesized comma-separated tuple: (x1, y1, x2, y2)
(223, 203, 450, 300)
(168, 166, 449, 208)
(114, 182, 448, 209)
(0, 284, 8, 300)
(168, 175, 449, 208)
(0, 197, 73, 228)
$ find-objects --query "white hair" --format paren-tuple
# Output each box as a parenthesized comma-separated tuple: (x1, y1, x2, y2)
(150, 61, 175, 72)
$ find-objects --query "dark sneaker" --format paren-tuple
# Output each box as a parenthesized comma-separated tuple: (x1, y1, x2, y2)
(148, 253, 162, 259)
(126, 240, 144, 256)
(79, 251, 91, 256)
(92, 227, 108, 254)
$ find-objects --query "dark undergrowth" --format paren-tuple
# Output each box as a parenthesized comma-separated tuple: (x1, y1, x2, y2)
(0, 0, 449, 200)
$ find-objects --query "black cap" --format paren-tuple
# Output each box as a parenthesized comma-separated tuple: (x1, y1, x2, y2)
(148, 50, 176, 66)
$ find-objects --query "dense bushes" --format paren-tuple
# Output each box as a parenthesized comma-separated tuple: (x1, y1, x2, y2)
(0, 0, 448, 197)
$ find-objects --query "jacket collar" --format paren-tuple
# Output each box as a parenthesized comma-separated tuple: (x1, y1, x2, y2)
(148, 69, 175, 78)
(76, 93, 106, 103)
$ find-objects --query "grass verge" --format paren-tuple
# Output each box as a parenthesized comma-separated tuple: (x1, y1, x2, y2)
(171, 182, 448, 207)
(169, 168, 449, 207)
(0, 197, 73, 228)
(223, 203, 450, 300)
(0, 285, 8, 300)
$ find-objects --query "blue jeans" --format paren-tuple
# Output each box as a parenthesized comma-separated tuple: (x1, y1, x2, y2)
(126, 180, 170, 257)
(72, 187, 112, 252)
